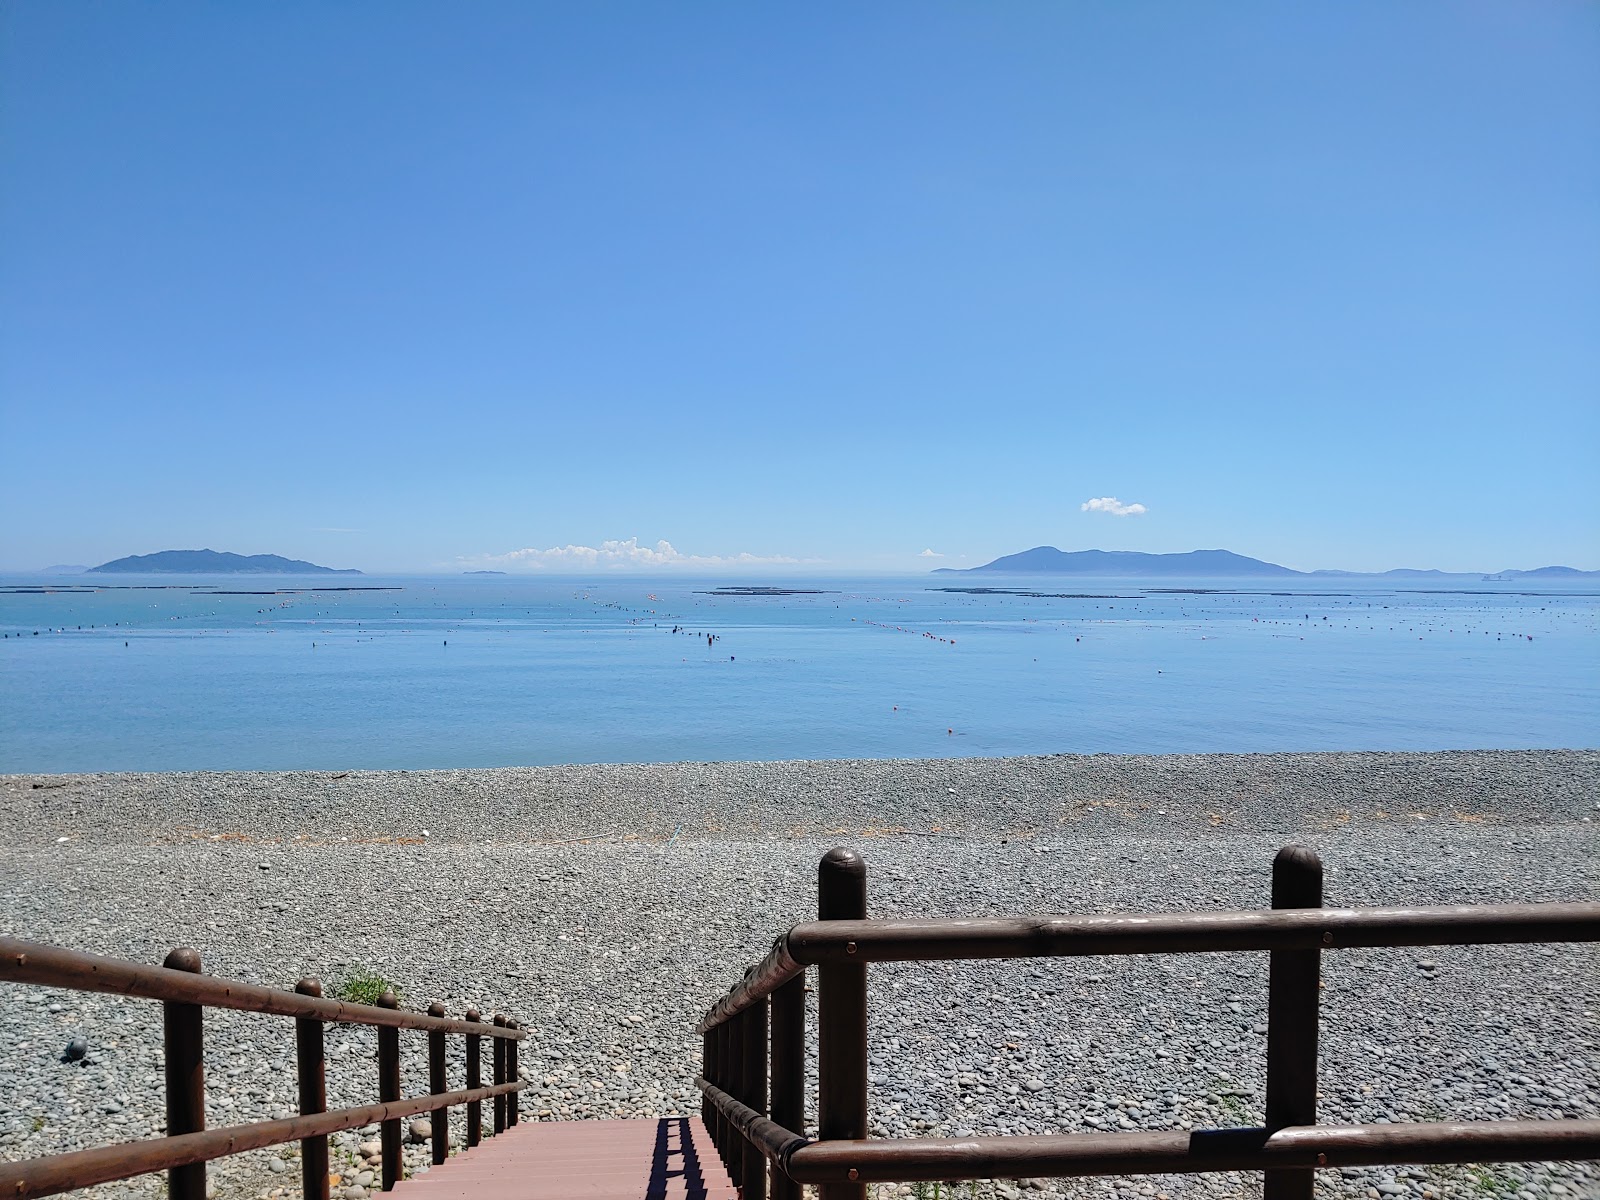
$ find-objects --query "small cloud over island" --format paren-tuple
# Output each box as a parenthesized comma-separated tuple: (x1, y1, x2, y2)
(918, 548, 944, 558)
(1081, 496, 1148, 517)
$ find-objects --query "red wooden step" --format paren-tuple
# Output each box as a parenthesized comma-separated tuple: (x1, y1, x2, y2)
(389, 1116, 739, 1200)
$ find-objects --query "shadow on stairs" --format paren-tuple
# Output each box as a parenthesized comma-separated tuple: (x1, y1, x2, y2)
(390, 1116, 739, 1199)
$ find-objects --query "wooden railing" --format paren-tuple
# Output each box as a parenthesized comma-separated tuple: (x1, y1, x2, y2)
(0, 940, 527, 1199)
(696, 846, 1600, 1200)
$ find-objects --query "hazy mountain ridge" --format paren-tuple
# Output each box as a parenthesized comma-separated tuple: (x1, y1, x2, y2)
(938, 546, 1598, 578)
(88, 550, 361, 575)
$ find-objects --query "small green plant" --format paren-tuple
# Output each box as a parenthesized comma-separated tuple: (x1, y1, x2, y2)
(332, 968, 400, 1006)
(30, 1115, 45, 1133)
(1464, 1165, 1519, 1199)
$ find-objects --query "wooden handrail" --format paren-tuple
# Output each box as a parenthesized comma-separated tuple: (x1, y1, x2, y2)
(1, 937, 525, 1198)
(696, 846, 1600, 1200)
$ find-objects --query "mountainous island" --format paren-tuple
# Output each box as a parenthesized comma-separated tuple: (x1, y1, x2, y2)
(88, 550, 362, 575)
(936, 547, 1597, 578)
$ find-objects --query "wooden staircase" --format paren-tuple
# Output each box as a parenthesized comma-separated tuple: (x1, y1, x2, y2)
(390, 1117, 738, 1200)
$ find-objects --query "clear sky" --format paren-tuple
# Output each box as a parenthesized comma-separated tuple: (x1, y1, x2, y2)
(2, 1, 1596, 574)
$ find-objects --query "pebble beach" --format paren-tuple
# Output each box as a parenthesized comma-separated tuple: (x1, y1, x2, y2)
(2, 749, 1597, 1200)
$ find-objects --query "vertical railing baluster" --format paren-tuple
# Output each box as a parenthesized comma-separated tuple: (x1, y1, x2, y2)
(295, 978, 329, 1200)
(427, 1002, 449, 1165)
(507, 1017, 520, 1126)
(465, 1007, 483, 1147)
(493, 1014, 507, 1133)
(740, 996, 770, 1200)
(728, 1009, 746, 1183)
(702, 1027, 714, 1131)
(817, 848, 868, 1200)
(716, 1018, 732, 1160)
(377, 990, 402, 1192)
(1264, 845, 1324, 1200)
(163, 947, 207, 1200)
(770, 974, 805, 1200)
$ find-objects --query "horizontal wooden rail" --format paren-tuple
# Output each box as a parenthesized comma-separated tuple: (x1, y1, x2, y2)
(0, 1081, 527, 1200)
(695, 1079, 809, 1173)
(699, 902, 1600, 1031)
(786, 1121, 1600, 1183)
(696, 937, 803, 1033)
(787, 904, 1600, 963)
(695, 1079, 1600, 1183)
(0, 938, 524, 1037)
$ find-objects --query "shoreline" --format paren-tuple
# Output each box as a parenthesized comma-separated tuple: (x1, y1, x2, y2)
(4, 748, 1597, 847)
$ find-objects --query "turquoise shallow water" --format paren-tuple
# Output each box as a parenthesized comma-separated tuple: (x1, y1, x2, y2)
(1, 573, 1595, 773)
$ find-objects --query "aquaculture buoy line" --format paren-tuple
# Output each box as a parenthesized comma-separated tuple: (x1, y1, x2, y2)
(851, 617, 956, 645)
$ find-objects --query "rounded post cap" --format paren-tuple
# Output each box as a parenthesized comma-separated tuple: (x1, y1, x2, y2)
(819, 846, 865, 876)
(492, 1012, 507, 1026)
(1272, 843, 1324, 907)
(427, 1001, 447, 1018)
(164, 946, 203, 973)
(378, 989, 399, 1009)
(465, 1007, 482, 1022)
(1274, 843, 1322, 871)
(295, 977, 323, 997)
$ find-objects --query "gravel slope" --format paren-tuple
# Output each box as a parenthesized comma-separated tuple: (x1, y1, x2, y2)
(2, 750, 1596, 1200)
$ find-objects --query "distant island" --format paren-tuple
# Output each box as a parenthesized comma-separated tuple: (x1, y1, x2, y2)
(464, 570, 507, 575)
(938, 546, 1598, 579)
(88, 550, 362, 575)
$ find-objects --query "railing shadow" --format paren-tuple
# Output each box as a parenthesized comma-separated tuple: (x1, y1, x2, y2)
(647, 1116, 713, 1199)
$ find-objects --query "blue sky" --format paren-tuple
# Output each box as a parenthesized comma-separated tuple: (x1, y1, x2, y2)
(2, 1, 1596, 573)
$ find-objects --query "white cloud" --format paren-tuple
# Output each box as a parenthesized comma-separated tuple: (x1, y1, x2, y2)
(461, 537, 801, 572)
(918, 548, 944, 558)
(1080, 497, 1148, 517)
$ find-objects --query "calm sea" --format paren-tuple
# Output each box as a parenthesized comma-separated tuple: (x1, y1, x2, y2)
(1, 573, 1595, 773)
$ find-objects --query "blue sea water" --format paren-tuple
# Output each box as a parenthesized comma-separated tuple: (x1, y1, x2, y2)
(0, 573, 1595, 773)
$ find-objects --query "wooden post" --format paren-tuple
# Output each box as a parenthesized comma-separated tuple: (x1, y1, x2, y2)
(465, 1007, 483, 1148)
(506, 1018, 520, 1127)
(163, 948, 206, 1200)
(1264, 845, 1324, 1200)
(427, 1002, 449, 1166)
(817, 848, 868, 1200)
(727, 1009, 746, 1183)
(377, 990, 402, 1191)
(492, 1014, 507, 1133)
(740, 998, 769, 1200)
(295, 978, 329, 1200)
(770, 975, 805, 1200)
